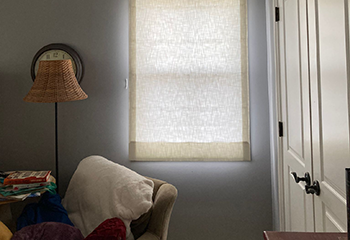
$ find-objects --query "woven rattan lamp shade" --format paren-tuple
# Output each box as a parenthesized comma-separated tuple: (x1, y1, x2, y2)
(24, 60, 88, 103)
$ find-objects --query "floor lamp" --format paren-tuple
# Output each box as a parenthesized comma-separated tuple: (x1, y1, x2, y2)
(23, 60, 88, 194)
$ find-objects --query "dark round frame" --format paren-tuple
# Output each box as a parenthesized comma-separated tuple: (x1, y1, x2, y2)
(31, 43, 84, 83)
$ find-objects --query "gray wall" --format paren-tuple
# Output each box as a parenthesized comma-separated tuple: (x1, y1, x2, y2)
(0, 0, 272, 239)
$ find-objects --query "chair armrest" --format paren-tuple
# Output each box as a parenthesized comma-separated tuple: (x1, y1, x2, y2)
(139, 183, 177, 240)
(137, 231, 160, 240)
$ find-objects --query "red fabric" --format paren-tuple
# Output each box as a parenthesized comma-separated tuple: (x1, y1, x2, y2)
(84, 218, 126, 240)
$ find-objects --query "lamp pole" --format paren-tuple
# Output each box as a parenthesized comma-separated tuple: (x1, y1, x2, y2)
(55, 102, 59, 194)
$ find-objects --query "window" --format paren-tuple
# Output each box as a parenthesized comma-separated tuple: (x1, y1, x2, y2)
(129, 0, 249, 161)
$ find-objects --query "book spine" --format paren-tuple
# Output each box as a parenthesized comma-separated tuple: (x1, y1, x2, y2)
(3, 171, 51, 186)
(4, 178, 47, 185)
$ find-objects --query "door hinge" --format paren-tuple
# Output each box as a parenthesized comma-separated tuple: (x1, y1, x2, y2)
(275, 7, 280, 22)
(125, 78, 128, 89)
(278, 121, 283, 137)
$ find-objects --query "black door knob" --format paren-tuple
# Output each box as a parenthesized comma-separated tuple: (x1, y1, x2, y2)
(305, 180, 321, 196)
(291, 172, 311, 186)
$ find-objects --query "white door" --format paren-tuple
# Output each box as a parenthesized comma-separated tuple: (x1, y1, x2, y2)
(278, 0, 350, 232)
(308, 0, 350, 232)
(279, 0, 314, 232)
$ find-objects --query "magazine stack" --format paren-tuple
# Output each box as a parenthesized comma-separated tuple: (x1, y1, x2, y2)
(0, 171, 56, 202)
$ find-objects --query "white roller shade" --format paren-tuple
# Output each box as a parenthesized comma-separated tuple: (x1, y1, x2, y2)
(130, 0, 249, 161)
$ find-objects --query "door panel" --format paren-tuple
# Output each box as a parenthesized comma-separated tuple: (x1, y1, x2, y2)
(324, 205, 345, 232)
(279, 0, 314, 231)
(308, 0, 350, 232)
(284, 0, 303, 158)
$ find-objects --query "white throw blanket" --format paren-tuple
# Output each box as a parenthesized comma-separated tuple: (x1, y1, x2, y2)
(62, 155, 154, 240)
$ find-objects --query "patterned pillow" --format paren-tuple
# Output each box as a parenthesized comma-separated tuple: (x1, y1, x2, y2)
(84, 218, 126, 240)
(11, 222, 83, 240)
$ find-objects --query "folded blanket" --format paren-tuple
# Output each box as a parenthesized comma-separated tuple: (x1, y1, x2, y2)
(62, 156, 154, 240)
(17, 192, 74, 231)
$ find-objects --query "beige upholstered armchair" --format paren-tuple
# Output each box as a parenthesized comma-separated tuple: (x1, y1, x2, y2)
(0, 176, 177, 240)
(130, 177, 177, 240)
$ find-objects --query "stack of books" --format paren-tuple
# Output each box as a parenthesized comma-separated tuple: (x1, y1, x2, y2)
(0, 171, 55, 202)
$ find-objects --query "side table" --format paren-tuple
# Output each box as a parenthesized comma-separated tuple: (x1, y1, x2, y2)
(0, 176, 56, 232)
(0, 196, 42, 232)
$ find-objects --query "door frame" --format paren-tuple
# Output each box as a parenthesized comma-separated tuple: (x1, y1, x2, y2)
(265, 0, 284, 231)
